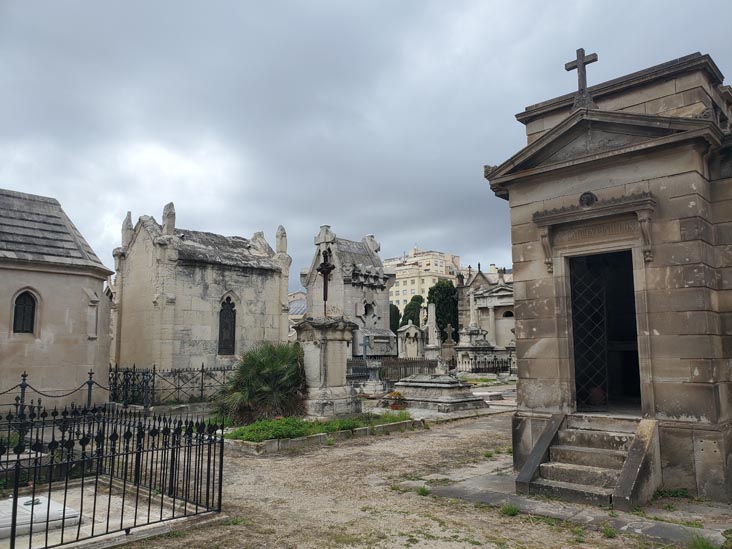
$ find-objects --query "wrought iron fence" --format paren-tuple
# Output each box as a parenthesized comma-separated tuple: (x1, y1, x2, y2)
(452, 355, 514, 374)
(346, 357, 439, 383)
(108, 364, 237, 408)
(0, 404, 224, 548)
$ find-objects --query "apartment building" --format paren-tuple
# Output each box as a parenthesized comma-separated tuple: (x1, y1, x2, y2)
(383, 247, 462, 313)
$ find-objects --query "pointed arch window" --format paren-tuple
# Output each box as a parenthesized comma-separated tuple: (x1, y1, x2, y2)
(13, 291, 36, 333)
(218, 297, 236, 355)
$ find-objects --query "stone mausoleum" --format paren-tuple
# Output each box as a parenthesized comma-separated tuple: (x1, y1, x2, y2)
(300, 225, 396, 357)
(111, 203, 291, 369)
(0, 189, 112, 406)
(487, 51, 732, 505)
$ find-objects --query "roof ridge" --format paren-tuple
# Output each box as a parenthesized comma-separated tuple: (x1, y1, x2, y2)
(0, 188, 61, 205)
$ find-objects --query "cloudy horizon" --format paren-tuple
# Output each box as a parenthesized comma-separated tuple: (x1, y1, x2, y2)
(1, 1, 731, 289)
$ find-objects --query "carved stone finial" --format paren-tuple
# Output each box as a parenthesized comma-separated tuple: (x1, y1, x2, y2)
(122, 211, 133, 248)
(315, 225, 336, 246)
(276, 225, 287, 254)
(565, 48, 599, 110)
(362, 234, 381, 254)
(162, 202, 175, 236)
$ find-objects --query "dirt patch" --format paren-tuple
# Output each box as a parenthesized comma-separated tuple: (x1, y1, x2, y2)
(124, 413, 664, 548)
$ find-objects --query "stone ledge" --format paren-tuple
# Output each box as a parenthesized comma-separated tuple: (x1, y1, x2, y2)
(224, 419, 426, 455)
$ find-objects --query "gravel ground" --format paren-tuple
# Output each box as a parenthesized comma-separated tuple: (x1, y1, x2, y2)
(124, 412, 673, 549)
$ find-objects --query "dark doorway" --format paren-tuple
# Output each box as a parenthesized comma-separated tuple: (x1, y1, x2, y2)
(570, 251, 640, 412)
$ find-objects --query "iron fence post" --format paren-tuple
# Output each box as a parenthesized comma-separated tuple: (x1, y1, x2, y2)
(142, 370, 150, 416)
(18, 371, 28, 417)
(152, 364, 157, 406)
(87, 369, 94, 408)
(200, 363, 205, 401)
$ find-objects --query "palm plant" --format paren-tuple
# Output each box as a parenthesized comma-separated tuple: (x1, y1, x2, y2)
(218, 341, 306, 423)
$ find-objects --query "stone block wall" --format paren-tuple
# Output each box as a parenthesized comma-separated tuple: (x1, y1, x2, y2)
(0, 267, 110, 408)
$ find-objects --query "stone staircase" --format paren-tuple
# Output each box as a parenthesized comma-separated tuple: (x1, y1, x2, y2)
(529, 415, 640, 505)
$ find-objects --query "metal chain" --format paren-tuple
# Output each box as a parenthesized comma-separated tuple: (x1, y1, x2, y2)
(0, 384, 20, 396)
(24, 383, 84, 399)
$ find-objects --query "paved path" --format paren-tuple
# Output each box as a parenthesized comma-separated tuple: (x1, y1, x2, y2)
(118, 412, 724, 548)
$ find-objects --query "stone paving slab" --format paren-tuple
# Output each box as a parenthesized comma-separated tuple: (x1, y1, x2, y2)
(400, 466, 732, 546)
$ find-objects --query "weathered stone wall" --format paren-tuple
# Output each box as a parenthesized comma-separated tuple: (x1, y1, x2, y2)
(0, 266, 110, 407)
(114, 212, 290, 370)
(170, 263, 285, 368)
(115, 229, 157, 367)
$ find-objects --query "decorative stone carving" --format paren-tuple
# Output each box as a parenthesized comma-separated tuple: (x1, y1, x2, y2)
(533, 192, 657, 271)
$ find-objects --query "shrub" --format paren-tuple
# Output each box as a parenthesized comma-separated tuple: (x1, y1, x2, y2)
(416, 486, 430, 496)
(217, 342, 305, 423)
(601, 525, 617, 539)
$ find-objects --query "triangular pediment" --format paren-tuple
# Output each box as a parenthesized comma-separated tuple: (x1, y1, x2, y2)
(523, 123, 673, 170)
(487, 109, 722, 195)
(480, 284, 513, 298)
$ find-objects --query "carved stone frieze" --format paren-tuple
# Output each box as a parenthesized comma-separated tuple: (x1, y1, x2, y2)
(532, 192, 656, 271)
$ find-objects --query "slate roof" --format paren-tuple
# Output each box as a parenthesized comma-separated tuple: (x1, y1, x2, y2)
(135, 216, 281, 271)
(334, 237, 383, 272)
(0, 188, 111, 274)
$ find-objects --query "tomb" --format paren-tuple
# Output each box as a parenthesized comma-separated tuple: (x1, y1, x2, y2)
(486, 51, 732, 506)
(389, 374, 488, 413)
(300, 225, 397, 357)
(111, 203, 291, 369)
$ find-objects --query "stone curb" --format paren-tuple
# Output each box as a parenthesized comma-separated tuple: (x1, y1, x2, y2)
(224, 419, 426, 456)
(422, 483, 727, 548)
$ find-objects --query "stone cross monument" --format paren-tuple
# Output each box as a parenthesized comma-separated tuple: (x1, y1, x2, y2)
(565, 47, 598, 109)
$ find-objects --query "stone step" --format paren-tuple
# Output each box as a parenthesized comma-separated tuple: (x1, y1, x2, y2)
(529, 478, 613, 506)
(557, 428, 634, 451)
(566, 414, 639, 434)
(549, 445, 627, 470)
(539, 462, 620, 489)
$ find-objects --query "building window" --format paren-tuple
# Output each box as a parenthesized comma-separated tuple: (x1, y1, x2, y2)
(395, 281, 400, 286)
(411, 280, 415, 285)
(218, 297, 236, 355)
(13, 291, 36, 334)
(402, 290, 407, 295)
(503, 310, 514, 318)
(411, 289, 416, 294)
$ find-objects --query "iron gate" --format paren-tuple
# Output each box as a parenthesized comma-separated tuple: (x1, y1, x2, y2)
(570, 255, 609, 409)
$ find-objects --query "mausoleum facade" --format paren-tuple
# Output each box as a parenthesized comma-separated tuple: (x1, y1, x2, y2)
(487, 52, 732, 504)
(111, 203, 291, 369)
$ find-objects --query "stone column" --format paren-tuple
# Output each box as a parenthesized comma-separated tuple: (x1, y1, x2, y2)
(469, 290, 478, 327)
(424, 303, 441, 360)
(294, 317, 362, 417)
(488, 306, 496, 347)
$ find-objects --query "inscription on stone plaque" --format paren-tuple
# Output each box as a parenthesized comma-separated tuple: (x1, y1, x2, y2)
(553, 219, 638, 246)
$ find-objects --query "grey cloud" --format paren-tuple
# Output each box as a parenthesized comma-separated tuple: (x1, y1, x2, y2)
(0, 1, 730, 286)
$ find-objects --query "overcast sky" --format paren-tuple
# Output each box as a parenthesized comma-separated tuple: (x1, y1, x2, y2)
(1, 1, 731, 289)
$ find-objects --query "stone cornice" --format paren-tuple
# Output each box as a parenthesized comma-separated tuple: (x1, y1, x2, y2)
(533, 192, 657, 272)
(533, 192, 656, 227)
(487, 110, 722, 200)
(516, 53, 726, 125)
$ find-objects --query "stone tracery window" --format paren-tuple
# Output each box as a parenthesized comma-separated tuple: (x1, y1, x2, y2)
(13, 291, 36, 333)
(218, 296, 236, 355)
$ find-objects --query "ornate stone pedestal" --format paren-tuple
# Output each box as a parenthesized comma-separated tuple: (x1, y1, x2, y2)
(294, 317, 362, 417)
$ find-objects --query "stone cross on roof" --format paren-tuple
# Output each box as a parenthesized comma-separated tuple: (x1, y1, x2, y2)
(565, 48, 598, 110)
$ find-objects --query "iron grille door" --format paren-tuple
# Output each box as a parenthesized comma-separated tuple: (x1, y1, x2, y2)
(570, 256, 608, 409)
